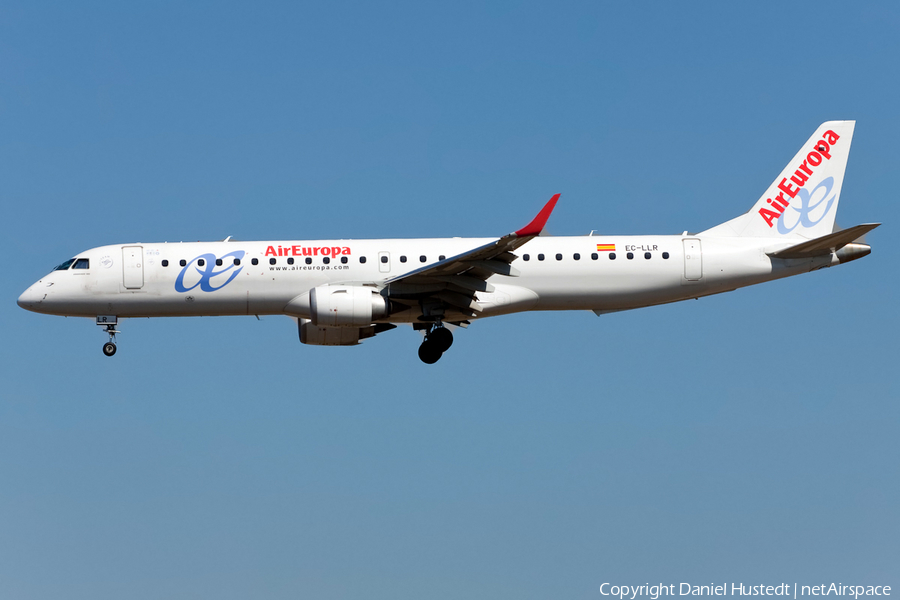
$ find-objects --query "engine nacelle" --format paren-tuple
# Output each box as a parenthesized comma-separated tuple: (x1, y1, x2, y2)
(309, 285, 389, 327)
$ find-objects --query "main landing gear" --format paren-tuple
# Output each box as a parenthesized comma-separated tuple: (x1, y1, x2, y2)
(418, 325, 453, 364)
(96, 316, 119, 357)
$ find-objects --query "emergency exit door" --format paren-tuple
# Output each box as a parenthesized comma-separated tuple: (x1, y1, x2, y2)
(682, 239, 702, 281)
(122, 246, 144, 289)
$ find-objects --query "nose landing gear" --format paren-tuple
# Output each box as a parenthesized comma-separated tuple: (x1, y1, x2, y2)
(96, 315, 119, 357)
(418, 324, 453, 364)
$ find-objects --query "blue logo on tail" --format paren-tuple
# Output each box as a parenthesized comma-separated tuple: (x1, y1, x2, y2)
(777, 177, 836, 235)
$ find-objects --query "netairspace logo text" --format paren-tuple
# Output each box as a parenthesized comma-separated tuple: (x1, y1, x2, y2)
(600, 584, 891, 600)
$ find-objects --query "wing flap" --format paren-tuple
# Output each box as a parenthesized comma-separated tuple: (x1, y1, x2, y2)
(435, 290, 484, 313)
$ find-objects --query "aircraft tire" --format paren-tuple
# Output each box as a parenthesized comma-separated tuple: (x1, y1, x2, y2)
(418, 341, 442, 364)
(429, 327, 453, 352)
(103, 342, 117, 357)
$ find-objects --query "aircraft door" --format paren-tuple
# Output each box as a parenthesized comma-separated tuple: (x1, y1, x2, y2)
(682, 239, 702, 281)
(122, 246, 144, 289)
(378, 251, 391, 273)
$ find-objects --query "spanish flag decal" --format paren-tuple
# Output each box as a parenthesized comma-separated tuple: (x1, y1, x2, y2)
(596, 244, 616, 252)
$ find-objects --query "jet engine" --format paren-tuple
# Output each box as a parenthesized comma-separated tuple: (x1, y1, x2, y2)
(309, 285, 389, 327)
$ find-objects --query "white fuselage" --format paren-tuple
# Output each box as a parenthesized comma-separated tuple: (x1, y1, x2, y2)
(16, 121, 873, 362)
(17, 234, 835, 322)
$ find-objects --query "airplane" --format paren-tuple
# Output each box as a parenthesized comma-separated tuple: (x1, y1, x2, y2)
(18, 120, 879, 364)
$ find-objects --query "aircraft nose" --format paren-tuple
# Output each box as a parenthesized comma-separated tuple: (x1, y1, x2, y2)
(17, 284, 44, 311)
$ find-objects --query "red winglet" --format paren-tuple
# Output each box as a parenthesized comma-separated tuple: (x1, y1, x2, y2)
(514, 193, 560, 237)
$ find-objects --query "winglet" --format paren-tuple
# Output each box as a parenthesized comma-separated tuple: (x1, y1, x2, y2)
(514, 194, 560, 237)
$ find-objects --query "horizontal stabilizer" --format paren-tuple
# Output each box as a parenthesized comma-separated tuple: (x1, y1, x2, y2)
(768, 223, 880, 259)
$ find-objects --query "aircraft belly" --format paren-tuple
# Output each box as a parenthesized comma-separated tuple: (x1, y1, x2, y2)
(524, 268, 685, 311)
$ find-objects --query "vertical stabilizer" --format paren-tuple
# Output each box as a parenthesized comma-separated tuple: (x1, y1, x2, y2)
(701, 121, 855, 239)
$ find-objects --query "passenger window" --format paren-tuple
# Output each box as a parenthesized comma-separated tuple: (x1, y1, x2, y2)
(269, 258, 276, 265)
(323, 257, 330, 264)
(555, 253, 563, 261)
(591, 253, 598, 260)
(538, 254, 545, 261)
(420, 255, 426, 263)
(523, 254, 530, 261)
(662, 252, 670, 259)
(198, 259, 206, 266)
(626, 252, 634, 260)
(306, 257, 312, 264)
(439, 255, 446, 261)
(341, 256, 348, 264)
(380, 256, 388, 263)
(251, 258, 259, 265)
(234, 259, 241, 266)
(53, 258, 77, 271)
(609, 253, 617, 260)
(644, 252, 651, 259)
(287, 257, 294, 265)
(360, 256, 367, 264)
(180, 259, 187, 267)
(400, 256, 407, 263)
(573, 253, 580, 261)
(72, 258, 89, 269)
(216, 259, 223, 266)
(162, 260, 169, 267)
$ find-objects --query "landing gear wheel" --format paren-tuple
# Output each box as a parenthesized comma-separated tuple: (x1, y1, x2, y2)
(99, 320, 120, 357)
(429, 327, 453, 352)
(418, 341, 442, 364)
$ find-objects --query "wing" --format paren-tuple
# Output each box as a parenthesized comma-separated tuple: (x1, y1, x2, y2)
(382, 194, 559, 322)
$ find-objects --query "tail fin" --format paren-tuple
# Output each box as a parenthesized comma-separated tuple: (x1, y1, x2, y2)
(701, 121, 855, 239)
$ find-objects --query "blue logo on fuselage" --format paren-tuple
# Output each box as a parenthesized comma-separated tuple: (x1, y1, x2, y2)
(175, 251, 245, 292)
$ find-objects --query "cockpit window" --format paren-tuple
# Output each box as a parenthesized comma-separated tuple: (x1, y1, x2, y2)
(73, 258, 90, 269)
(53, 258, 76, 271)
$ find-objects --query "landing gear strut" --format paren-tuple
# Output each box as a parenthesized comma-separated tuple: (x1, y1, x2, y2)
(418, 324, 453, 364)
(97, 316, 119, 357)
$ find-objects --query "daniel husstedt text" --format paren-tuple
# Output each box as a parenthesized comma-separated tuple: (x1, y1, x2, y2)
(600, 584, 891, 599)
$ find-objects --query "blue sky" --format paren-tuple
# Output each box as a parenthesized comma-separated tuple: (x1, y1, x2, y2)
(2, 2, 898, 598)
